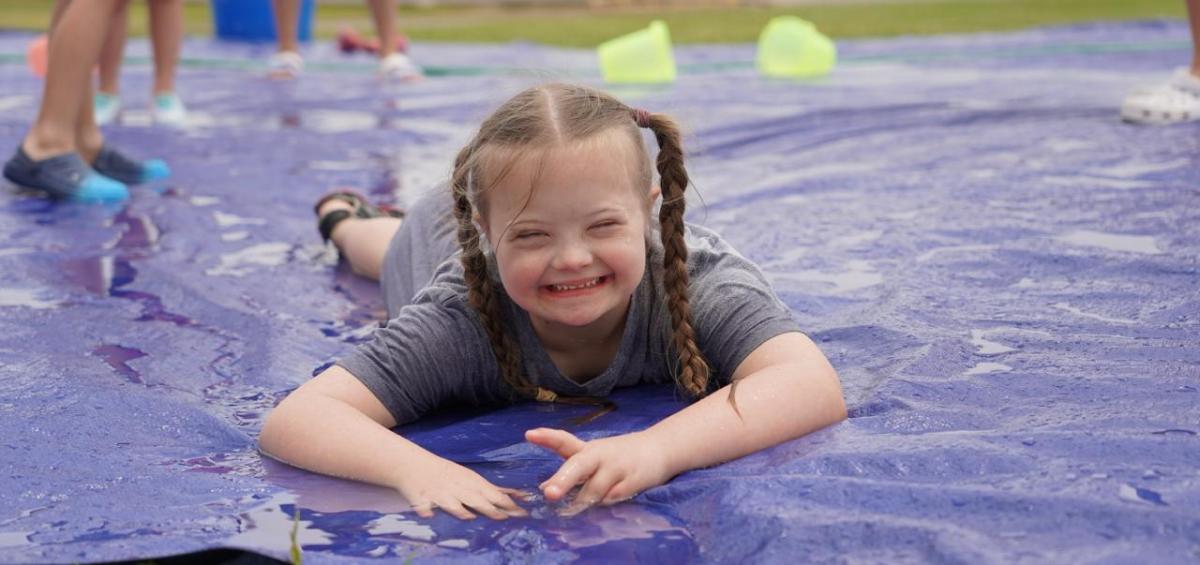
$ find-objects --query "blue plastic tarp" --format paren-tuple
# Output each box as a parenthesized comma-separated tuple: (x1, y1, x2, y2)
(0, 20, 1198, 563)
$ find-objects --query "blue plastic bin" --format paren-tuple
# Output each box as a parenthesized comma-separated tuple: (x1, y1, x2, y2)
(212, 0, 314, 42)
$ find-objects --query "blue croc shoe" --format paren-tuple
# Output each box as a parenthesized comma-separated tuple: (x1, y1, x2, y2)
(3, 147, 128, 202)
(91, 145, 171, 185)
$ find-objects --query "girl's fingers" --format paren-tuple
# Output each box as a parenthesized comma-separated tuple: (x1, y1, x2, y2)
(499, 487, 533, 501)
(411, 500, 435, 519)
(436, 498, 477, 520)
(563, 469, 620, 516)
(483, 489, 528, 517)
(525, 428, 586, 459)
(601, 480, 636, 505)
(542, 454, 598, 502)
(460, 492, 510, 521)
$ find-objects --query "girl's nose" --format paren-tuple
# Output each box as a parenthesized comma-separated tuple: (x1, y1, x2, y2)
(553, 240, 593, 271)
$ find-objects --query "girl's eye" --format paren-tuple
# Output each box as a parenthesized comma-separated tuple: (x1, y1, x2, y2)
(515, 231, 545, 240)
(591, 220, 620, 230)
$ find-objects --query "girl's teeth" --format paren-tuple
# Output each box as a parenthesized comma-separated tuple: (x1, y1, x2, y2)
(552, 277, 601, 291)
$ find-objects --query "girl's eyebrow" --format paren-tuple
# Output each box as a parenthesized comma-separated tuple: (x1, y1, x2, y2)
(510, 207, 627, 227)
(507, 218, 548, 229)
(586, 207, 628, 218)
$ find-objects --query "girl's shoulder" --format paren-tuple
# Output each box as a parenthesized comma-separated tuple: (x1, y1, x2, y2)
(680, 222, 760, 274)
(681, 222, 733, 253)
(411, 257, 474, 310)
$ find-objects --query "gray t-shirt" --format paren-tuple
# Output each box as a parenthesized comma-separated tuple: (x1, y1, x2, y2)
(339, 186, 801, 426)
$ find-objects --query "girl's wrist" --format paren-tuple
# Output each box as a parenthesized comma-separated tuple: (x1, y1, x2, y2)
(635, 427, 685, 479)
(386, 443, 442, 493)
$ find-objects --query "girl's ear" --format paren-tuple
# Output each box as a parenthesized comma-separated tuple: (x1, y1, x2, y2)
(649, 184, 662, 204)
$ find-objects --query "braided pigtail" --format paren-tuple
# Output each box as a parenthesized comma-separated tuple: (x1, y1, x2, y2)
(644, 113, 712, 400)
(449, 145, 549, 401)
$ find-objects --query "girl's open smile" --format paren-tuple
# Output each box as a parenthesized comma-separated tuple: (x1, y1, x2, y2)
(543, 275, 610, 296)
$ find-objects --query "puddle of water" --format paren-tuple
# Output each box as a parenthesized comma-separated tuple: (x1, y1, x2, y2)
(206, 242, 293, 277)
(249, 458, 696, 557)
(542, 504, 688, 550)
(61, 256, 137, 296)
(1057, 230, 1162, 255)
(92, 344, 148, 384)
(112, 289, 197, 327)
(0, 288, 61, 309)
(225, 492, 335, 550)
(174, 449, 265, 476)
(367, 515, 434, 541)
(970, 329, 1015, 356)
(62, 256, 114, 295)
(113, 211, 160, 250)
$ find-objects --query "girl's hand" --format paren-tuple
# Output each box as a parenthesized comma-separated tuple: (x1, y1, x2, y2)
(396, 453, 529, 520)
(525, 428, 671, 515)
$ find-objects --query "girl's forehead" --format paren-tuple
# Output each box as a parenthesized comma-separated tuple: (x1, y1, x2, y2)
(483, 130, 644, 205)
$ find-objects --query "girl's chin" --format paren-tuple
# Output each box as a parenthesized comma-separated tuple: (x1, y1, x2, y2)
(530, 303, 619, 329)
(541, 311, 606, 328)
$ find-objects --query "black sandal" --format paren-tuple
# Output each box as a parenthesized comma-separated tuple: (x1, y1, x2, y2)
(313, 189, 405, 242)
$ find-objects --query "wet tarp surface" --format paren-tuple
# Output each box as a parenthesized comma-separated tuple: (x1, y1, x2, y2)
(1, 20, 1198, 564)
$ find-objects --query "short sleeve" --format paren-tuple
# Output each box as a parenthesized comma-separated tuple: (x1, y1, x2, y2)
(684, 227, 802, 385)
(335, 295, 509, 426)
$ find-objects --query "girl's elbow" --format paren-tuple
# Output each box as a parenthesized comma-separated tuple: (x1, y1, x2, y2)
(257, 408, 283, 456)
(828, 387, 848, 424)
(257, 396, 298, 457)
(813, 364, 847, 427)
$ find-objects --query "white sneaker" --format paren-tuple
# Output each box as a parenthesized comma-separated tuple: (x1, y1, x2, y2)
(268, 50, 304, 79)
(1120, 68, 1200, 125)
(94, 93, 121, 126)
(378, 52, 423, 81)
(152, 92, 188, 126)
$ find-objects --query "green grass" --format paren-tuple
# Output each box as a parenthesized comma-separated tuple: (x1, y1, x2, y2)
(0, 0, 1186, 47)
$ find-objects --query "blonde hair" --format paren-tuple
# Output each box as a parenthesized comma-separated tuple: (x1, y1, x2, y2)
(450, 83, 711, 402)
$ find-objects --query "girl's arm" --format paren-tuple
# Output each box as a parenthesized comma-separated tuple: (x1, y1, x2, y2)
(527, 332, 845, 512)
(259, 366, 527, 520)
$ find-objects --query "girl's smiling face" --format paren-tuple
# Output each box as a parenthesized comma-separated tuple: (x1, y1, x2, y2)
(478, 131, 655, 336)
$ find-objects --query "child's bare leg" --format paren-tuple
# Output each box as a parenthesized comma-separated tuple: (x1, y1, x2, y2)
(272, 0, 301, 55)
(23, 0, 122, 160)
(148, 0, 184, 95)
(1189, 0, 1200, 75)
(97, 0, 130, 96)
(49, 0, 71, 34)
(317, 199, 402, 281)
(367, 0, 397, 58)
